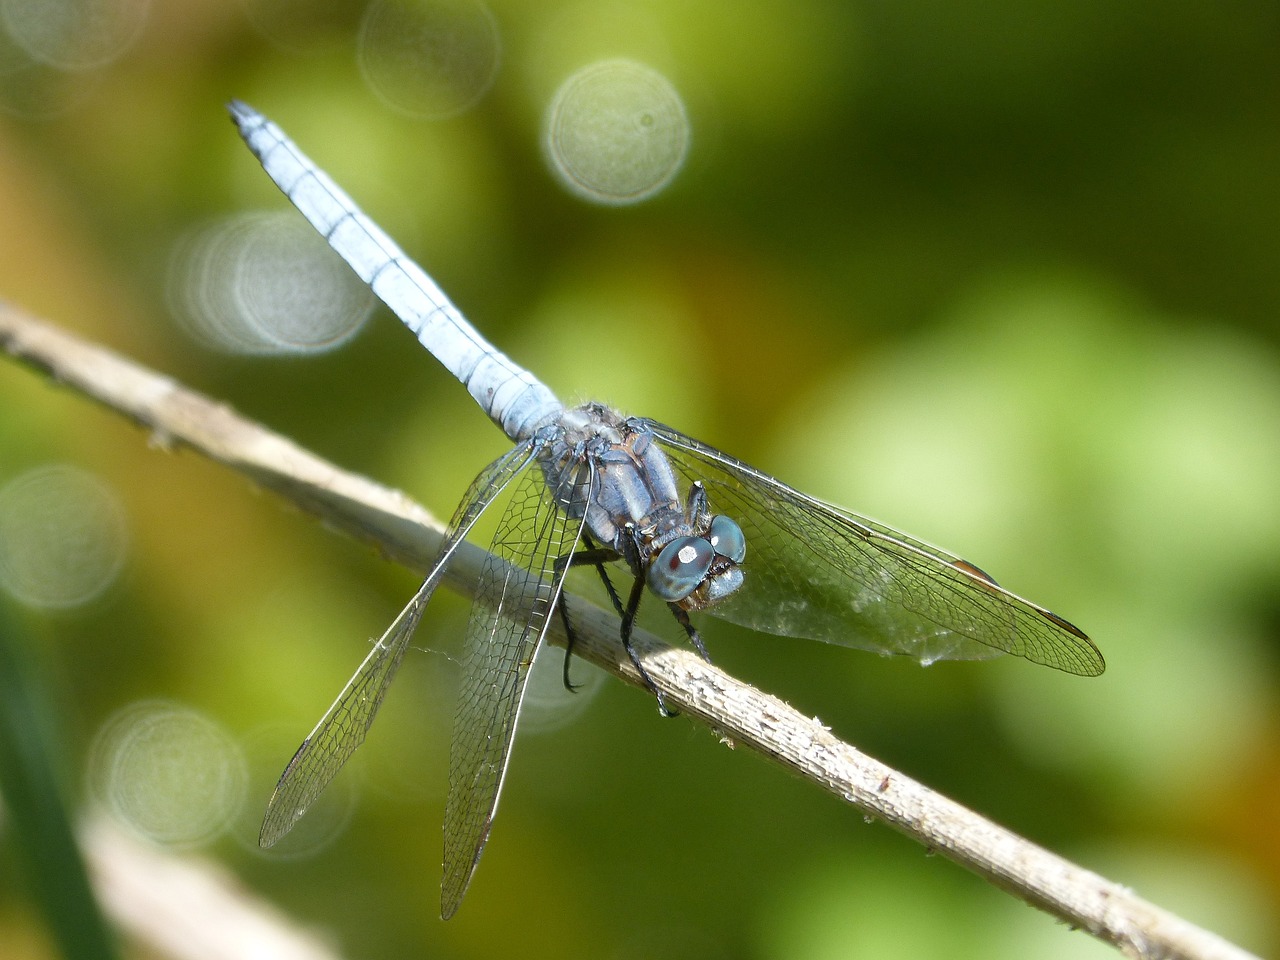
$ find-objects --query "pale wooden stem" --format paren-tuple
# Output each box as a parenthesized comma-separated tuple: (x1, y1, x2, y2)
(0, 303, 1259, 960)
(83, 815, 345, 960)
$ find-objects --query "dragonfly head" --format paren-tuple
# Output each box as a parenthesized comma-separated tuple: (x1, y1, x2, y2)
(646, 514, 746, 611)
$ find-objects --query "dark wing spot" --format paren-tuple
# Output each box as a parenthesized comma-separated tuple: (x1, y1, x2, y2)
(953, 558, 999, 587)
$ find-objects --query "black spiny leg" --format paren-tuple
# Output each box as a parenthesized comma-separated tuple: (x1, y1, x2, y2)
(667, 603, 712, 662)
(553, 535, 626, 692)
(583, 534, 628, 620)
(554, 533, 675, 716)
(553, 591, 581, 692)
(617, 573, 675, 716)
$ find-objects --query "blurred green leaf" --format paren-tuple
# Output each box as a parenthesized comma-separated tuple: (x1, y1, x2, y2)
(0, 600, 119, 960)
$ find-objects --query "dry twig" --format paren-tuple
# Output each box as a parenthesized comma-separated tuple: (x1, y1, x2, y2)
(84, 815, 345, 960)
(0, 302, 1258, 960)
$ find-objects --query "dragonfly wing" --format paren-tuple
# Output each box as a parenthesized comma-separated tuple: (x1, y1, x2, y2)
(259, 441, 539, 848)
(259, 582, 428, 847)
(440, 454, 590, 919)
(644, 421, 1103, 676)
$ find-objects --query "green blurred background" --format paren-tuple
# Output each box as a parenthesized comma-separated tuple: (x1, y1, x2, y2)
(1, 0, 1278, 957)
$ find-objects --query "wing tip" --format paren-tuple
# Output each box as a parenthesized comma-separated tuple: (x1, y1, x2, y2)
(1036, 608, 1106, 676)
(257, 813, 291, 849)
(439, 869, 473, 921)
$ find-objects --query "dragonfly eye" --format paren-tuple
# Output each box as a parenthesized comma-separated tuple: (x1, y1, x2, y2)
(708, 514, 745, 563)
(647, 536, 715, 602)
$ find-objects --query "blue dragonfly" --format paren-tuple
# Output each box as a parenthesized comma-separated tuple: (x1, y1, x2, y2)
(229, 102, 1104, 919)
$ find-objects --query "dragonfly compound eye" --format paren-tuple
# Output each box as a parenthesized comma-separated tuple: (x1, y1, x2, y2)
(647, 536, 715, 601)
(708, 514, 745, 563)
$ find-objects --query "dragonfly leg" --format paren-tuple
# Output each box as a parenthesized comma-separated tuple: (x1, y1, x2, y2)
(552, 542, 625, 692)
(554, 602, 581, 692)
(619, 574, 675, 717)
(666, 603, 711, 662)
(552, 540, 674, 715)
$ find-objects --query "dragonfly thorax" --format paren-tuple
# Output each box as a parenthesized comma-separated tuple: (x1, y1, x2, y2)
(541, 403, 747, 611)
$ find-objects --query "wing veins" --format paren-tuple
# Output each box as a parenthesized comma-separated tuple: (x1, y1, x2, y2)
(259, 441, 540, 848)
(440, 457, 591, 918)
(644, 420, 1103, 676)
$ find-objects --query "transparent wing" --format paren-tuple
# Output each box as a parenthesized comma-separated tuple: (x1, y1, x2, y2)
(259, 441, 538, 848)
(643, 421, 1104, 676)
(440, 457, 590, 919)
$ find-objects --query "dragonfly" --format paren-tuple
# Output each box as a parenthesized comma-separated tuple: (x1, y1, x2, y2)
(229, 101, 1104, 919)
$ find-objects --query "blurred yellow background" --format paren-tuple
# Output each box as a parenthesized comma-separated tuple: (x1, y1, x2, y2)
(0, 0, 1277, 957)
